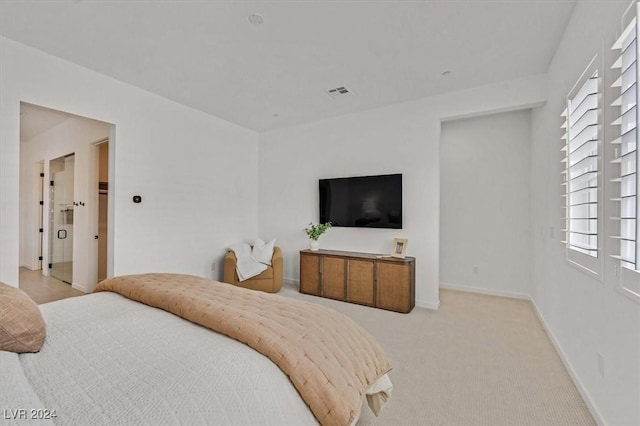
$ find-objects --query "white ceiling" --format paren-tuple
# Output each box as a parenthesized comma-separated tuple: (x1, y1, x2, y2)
(20, 103, 74, 141)
(1, 0, 578, 132)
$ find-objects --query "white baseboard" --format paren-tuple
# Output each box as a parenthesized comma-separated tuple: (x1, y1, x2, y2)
(416, 298, 440, 310)
(19, 262, 40, 271)
(529, 299, 604, 426)
(440, 282, 530, 300)
(283, 277, 299, 290)
(71, 283, 90, 294)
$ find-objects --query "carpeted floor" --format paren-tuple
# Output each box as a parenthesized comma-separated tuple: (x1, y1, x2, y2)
(282, 285, 595, 426)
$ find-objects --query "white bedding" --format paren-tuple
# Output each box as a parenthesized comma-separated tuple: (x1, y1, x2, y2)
(11, 292, 318, 425)
(0, 351, 53, 426)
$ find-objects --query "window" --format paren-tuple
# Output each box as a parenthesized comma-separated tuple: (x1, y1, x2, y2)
(611, 6, 640, 299)
(561, 58, 602, 276)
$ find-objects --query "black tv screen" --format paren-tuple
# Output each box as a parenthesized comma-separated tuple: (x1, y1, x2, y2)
(319, 174, 402, 229)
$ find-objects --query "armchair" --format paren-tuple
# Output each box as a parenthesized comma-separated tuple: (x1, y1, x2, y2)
(223, 246, 283, 293)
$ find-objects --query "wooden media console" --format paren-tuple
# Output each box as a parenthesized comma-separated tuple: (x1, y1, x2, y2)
(299, 249, 415, 313)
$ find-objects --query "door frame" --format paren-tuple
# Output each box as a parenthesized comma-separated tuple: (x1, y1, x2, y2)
(19, 102, 116, 291)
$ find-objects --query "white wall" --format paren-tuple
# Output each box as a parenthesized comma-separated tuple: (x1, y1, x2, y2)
(1, 36, 260, 287)
(440, 109, 531, 298)
(5, 8, 636, 422)
(19, 115, 110, 292)
(259, 75, 546, 309)
(530, 1, 640, 425)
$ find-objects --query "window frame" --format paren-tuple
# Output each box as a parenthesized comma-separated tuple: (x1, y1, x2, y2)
(610, 3, 640, 302)
(562, 55, 604, 279)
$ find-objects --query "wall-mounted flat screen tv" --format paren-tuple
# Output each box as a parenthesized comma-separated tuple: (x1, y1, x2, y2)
(319, 173, 402, 229)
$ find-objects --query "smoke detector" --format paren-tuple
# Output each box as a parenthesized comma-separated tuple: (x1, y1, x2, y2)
(326, 86, 353, 99)
(248, 13, 264, 25)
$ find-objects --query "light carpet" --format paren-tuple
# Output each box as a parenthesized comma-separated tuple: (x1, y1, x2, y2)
(281, 285, 595, 426)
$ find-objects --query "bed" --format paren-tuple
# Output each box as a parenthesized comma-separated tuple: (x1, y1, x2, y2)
(0, 274, 393, 425)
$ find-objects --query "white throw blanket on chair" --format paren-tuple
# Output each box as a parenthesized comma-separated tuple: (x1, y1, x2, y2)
(228, 243, 267, 281)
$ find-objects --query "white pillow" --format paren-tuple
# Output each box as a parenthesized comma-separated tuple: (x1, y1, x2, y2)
(252, 238, 276, 265)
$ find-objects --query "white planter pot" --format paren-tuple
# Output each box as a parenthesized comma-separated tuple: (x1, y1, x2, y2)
(310, 240, 319, 251)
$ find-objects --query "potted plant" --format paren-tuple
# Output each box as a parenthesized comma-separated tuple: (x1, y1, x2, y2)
(304, 222, 332, 251)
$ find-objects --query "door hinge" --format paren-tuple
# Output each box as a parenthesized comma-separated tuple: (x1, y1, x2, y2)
(38, 256, 43, 261)
(50, 180, 54, 187)
(39, 200, 44, 205)
(39, 228, 43, 233)
(40, 173, 45, 177)
(48, 263, 53, 269)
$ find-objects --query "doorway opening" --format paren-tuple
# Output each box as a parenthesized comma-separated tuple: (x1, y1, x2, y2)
(19, 102, 115, 294)
(97, 141, 109, 283)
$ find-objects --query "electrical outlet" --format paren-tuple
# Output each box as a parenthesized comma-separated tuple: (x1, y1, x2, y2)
(597, 353, 605, 377)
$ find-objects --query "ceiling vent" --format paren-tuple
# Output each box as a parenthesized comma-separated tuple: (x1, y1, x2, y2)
(326, 86, 353, 99)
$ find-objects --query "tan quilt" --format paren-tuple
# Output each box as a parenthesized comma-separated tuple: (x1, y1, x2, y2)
(95, 273, 392, 425)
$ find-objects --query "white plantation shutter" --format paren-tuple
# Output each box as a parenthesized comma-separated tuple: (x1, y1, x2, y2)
(611, 5, 640, 301)
(565, 71, 600, 258)
(611, 17, 638, 271)
(561, 108, 569, 245)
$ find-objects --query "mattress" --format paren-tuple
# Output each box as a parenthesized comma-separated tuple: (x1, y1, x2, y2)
(6, 292, 318, 425)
